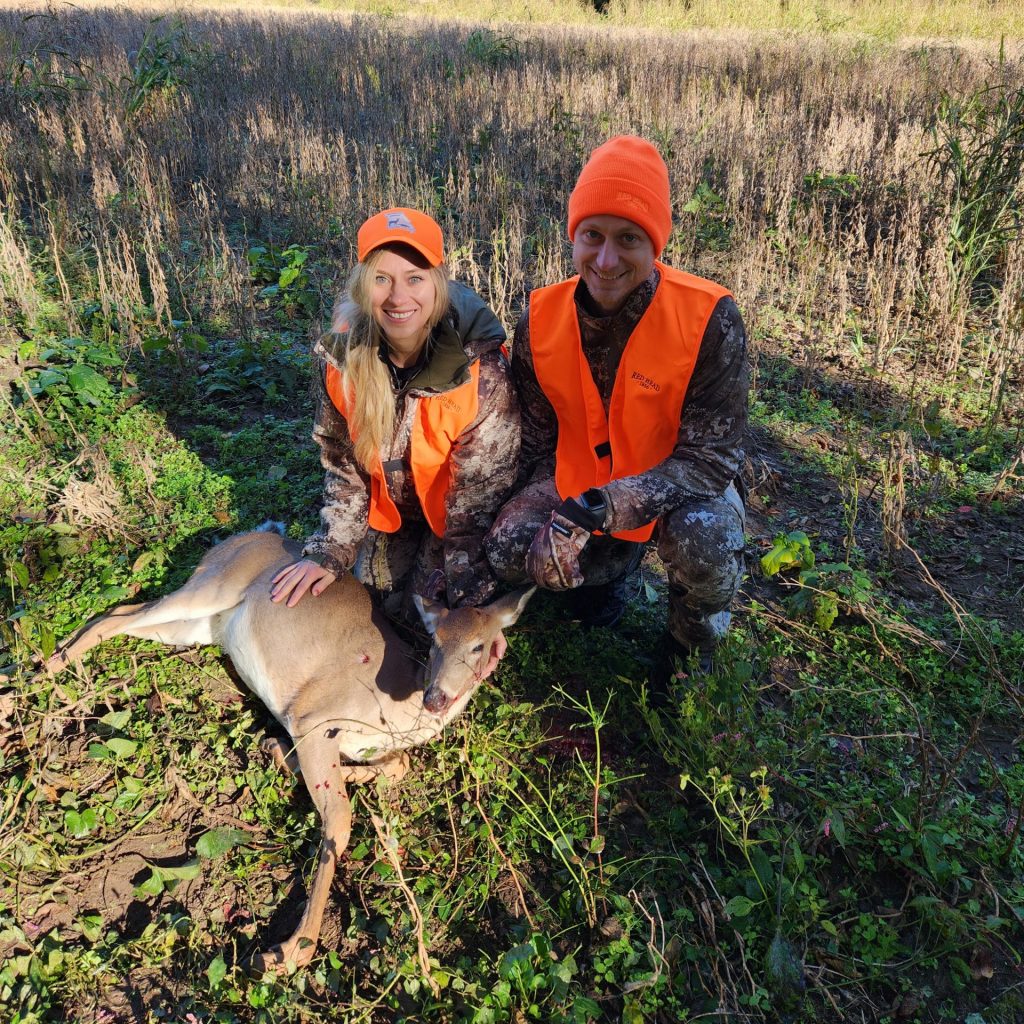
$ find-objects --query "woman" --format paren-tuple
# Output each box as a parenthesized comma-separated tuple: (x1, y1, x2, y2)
(271, 207, 520, 637)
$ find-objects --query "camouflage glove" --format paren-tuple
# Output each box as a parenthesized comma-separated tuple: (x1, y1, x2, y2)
(526, 491, 607, 591)
(527, 512, 590, 590)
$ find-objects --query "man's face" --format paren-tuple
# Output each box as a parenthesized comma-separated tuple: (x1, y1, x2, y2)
(572, 215, 656, 315)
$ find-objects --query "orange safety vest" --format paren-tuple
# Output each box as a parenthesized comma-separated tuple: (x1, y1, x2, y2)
(324, 361, 480, 538)
(530, 261, 730, 542)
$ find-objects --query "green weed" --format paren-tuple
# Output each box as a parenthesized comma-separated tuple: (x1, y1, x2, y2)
(122, 16, 213, 118)
(925, 83, 1024, 296)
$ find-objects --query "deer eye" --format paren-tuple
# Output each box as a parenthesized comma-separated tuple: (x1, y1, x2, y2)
(472, 643, 485, 654)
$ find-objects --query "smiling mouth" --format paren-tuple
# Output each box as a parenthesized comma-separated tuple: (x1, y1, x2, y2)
(590, 270, 627, 282)
(383, 309, 416, 321)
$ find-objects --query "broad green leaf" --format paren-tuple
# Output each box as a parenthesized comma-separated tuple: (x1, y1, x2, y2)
(78, 913, 103, 943)
(182, 332, 209, 353)
(572, 996, 601, 1022)
(551, 835, 575, 860)
(622, 996, 645, 1024)
(278, 266, 300, 288)
(196, 827, 249, 859)
(132, 548, 165, 573)
(813, 592, 839, 629)
(750, 845, 774, 890)
(66, 364, 110, 402)
(498, 942, 536, 980)
(207, 954, 227, 987)
(31, 368, 66, 394)
(38, 622, 56, 660)
(159, 860, 200, 881)
(791, 840, 805, 875)
(761, 532, 814, 576)
(826, 808, 847, 848)
(105, 737, 138, 758)
(99, 710, 131, 731)
(65, 810, 89, 837)
(725, 894, 757, 918)
(136, 870, 165, 896)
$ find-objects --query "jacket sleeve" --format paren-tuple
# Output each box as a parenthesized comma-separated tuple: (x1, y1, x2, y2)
(300, 350, 372, 575)
(510, 307, 558, 486)
(443, 348, 521, 607)
(601, 295, 749, 533)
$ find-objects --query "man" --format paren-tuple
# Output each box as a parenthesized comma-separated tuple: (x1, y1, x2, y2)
(484, 135, 748, 671)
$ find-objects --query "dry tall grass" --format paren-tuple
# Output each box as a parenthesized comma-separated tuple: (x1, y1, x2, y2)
(24, 0, 1024, 43)
(0, 4, 1022, 424)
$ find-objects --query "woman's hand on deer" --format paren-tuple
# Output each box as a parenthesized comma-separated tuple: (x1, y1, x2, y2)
(271, 560, 337, 607)
(482, 631, 508, 679)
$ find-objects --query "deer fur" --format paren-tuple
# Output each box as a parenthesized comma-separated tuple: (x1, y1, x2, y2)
(44, 528, 534, 972)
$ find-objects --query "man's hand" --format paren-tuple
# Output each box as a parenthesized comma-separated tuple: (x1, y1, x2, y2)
(527, 512, 590, 590)
(270, 559, 337, 607)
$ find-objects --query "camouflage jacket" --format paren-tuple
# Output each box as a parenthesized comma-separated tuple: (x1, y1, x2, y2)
(303, 281, 521, 607)
(512, 268, 748, 535)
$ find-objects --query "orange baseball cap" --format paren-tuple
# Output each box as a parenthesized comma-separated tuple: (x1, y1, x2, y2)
(356, 207, 445, 266)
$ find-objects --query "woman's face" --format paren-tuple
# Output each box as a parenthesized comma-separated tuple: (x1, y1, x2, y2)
(369, 248, 437, 355)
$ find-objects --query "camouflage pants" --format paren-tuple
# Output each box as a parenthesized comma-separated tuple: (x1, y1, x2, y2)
(353, 520, 443, 625)
(484, 477, 746, 650)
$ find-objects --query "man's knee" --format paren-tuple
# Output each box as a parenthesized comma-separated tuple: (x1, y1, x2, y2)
(485, 504, 542, 583)
(657, 492, 745, 604)
(484, 480, 560, 584)
(484, 526, 526, 584)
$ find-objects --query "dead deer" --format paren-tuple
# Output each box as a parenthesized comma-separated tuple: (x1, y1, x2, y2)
(43, 527, 534, 972)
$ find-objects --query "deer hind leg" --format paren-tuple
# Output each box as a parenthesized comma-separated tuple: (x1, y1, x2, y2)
(44, 576, 239, 675)
(251, 729, 354, 973)
(44, 601, 155, 674)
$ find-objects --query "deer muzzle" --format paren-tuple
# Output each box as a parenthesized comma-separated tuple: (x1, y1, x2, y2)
(423, 683, 452, 715)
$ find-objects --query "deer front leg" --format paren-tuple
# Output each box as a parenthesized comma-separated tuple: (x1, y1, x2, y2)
(260, 736, 299, 776)
(338, 752, 410, 786)
(260, 744, 410, 784)
(251, 732, 354, 973)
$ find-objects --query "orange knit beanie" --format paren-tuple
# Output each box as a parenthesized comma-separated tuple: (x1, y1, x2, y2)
(567, 135, 672, 256)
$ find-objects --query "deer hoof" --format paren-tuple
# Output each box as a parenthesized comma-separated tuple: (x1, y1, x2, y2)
(40, 651, 67, 676)
(250, 936, 316, 975)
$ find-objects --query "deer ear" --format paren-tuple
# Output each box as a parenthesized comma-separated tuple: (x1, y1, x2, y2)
(413, 593, 449, 636)
(490, 586, 537, 629)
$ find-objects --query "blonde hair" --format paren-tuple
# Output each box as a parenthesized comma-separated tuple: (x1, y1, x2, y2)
(328, 246, 450, 472)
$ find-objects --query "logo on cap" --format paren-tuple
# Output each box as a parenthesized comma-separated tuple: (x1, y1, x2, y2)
(615, 190, 650, 213)
(386, 212, 416, 233)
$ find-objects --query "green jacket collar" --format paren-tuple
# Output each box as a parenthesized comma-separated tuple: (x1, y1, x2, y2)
(387, 317, 471, 396)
